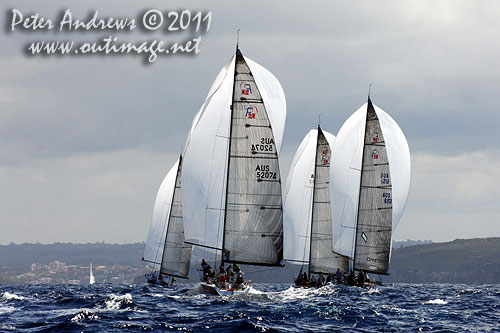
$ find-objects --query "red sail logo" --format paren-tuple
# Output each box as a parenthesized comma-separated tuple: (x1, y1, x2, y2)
(240, 82, 252, 95)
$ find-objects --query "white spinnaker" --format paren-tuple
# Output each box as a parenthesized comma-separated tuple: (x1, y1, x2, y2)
(283, 129, 336, 264)
(182, 54, 287, 250)
(143, 159, 180, 270)
(331, 102, 410, 258)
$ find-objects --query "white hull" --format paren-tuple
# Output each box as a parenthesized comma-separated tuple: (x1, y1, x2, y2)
(200, 282, 251, 296)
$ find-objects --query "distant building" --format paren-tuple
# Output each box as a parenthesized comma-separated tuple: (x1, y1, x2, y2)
(48, 261, 66, 270)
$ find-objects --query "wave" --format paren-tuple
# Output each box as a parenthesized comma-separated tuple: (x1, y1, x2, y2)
(424, 298, 448, 305)
(104, 293, 133, 310)
(1, 291, 25, 301)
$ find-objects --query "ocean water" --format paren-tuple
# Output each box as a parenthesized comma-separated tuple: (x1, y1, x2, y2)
(0, 283, 499, 332)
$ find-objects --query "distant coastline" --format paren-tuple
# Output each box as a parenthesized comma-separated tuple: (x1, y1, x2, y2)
(0, 238, 499, 285)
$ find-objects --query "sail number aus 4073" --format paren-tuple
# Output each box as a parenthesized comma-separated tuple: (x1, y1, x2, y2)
(255, 165, 276, 180)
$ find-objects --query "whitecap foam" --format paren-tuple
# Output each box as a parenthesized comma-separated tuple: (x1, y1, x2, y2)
(71, 309, 99, 322)
(1, 292, 25, 301)
(425, 298, 448, 305)
(105, 293, 133, 310)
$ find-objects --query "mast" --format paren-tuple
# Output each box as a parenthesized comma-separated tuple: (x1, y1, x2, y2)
(307, 126, 321, 277)
(352, 99, 370, 270)
(221, 45, 240, 268)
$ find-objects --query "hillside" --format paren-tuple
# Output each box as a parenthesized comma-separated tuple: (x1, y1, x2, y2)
(0, 238, 499, 284)
(388, 237, 500, 283)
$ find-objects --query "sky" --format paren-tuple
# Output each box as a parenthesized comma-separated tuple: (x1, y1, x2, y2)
(1, 1, 499, 245)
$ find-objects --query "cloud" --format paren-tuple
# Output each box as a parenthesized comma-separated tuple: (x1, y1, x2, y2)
(1, 1, 499, 243)
(394, 149, 500, 241)
(0, 149, 178, 244)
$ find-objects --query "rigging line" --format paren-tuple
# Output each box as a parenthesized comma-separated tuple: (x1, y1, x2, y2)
(244, 267, 276, 275)
(368, 83, 372, 99)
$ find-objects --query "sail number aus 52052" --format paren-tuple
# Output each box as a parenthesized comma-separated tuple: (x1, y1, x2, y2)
(255, 165, 276, 179)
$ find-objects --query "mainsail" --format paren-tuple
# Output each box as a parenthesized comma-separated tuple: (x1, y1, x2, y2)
(331, 98, 411, 275)
(310, 128, 349, 274)
(283, 128, 349, 275)
(143, 156, 192, 278)
(182, 48, 286, 267)
(353, 99, 392, 274)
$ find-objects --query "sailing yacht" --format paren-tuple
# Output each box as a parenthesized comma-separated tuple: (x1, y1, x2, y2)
(89, 261, 95, 285)
(181, 46, 286, 295)
(284, 126, 349, 288)
(142, 155, 192, 287)
(331, 97, 410, 284)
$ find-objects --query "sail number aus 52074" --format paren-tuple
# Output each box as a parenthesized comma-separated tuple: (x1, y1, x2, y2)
(255, 165, 276, 179)
(251, 138, 274, 152)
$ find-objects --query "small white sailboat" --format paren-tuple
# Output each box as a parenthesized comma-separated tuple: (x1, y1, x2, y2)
(331, 97, 410, 281)
(182, 45, 286, 295)
(142, 155, 192, 286)
(284, 126, 349, 288)
(89, 262, 95, 285)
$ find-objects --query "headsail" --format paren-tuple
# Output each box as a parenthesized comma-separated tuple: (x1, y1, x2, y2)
(182, 49, 286, 266)
(331, 98, 410, 274)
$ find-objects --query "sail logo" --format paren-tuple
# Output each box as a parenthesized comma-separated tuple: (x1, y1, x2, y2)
(372, 132, 379, 143)
(372, 148, 378, 159)
(321, 147, 329, 164)
(240, 82, 252, 95)
(361, 232, 368, 243)
(246, 106, 258, 119)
